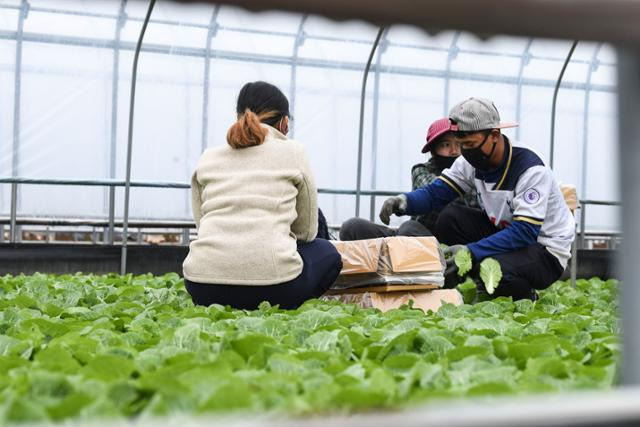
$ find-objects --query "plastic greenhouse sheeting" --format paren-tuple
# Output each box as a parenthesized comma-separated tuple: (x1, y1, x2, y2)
(0, 0, 619, 232)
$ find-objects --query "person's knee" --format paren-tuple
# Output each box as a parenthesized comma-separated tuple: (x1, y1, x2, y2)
(323, 239, 343, 270)
(307, 237, 342, 269)
(323, 253, 342, 289)
(312, 241, 342, 293)
(493, 274, 533, 300)
(434, 205, 461, 244)
(339, 217, 371, 241)
(397, 220, 432, 237)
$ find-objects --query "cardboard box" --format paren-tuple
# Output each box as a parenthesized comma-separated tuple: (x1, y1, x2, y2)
(323, 289, 463, 313)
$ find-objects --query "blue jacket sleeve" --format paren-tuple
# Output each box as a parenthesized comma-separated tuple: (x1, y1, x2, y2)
(467, 220, 541, 261)
(404, 178, 458, 216)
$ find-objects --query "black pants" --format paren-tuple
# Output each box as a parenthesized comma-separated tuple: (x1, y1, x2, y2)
(184, 238, 342, 310)
(339, 217, 432, 241)
(436, 204, 564, 300)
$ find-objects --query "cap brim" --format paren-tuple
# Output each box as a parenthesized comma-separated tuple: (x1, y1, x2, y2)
(496, 122, 519, 129)
(422, 126, 455, 153)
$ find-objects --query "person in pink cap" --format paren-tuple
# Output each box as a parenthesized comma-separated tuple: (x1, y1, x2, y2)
(339, 117, 477, 240)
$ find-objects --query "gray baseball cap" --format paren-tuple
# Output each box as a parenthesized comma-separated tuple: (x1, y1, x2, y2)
(448, 97, 518, 131)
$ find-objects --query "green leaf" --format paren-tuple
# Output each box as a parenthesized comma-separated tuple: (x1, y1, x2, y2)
(456, 278, 477, 304)
(466, 381, 514, 396)
(198, 376, 253, 411)
(82, 354, 135, 381)
(47, 391, 94, 421)
(230, 334, 277, 361)
(34, 346, 81, 374)
(446, 346, 490, 362)
(382, 353, 421, 374)
(455, 248, 473, 277)
(480, 258, 502, 294)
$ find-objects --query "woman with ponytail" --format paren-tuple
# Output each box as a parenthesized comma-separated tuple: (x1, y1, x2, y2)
(183, 81, 342, 309)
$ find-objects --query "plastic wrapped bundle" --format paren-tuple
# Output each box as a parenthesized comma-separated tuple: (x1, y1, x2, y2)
(330, 236, 446, 291)
(559, 183, 578, 214)
(322, 289, 463, 313)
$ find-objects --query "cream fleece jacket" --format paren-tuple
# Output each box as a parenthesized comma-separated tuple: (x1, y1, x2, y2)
(182, 125, 318, 285)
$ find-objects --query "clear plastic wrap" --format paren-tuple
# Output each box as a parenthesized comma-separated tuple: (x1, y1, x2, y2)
(330, 236, 446, 290)
(385, 236, 443, 272)
(560, 183, 578, 214)
(330, 238, 382, 274)
(322, 289, 463, 313)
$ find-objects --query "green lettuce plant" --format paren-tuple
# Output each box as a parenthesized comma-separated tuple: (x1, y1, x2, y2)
(0, 273, 620, 423)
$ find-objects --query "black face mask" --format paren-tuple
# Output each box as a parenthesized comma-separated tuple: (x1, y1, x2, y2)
(432, 154, 457, 171)
(461, 132, 497, 171)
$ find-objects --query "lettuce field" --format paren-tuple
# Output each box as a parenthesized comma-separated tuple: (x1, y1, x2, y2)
(0, 273, 619, 424)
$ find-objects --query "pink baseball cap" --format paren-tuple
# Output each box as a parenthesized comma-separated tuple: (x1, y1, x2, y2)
(421, 117, 456, 153)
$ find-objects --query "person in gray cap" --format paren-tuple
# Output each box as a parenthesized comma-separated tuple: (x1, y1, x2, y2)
(379, 97, 575, 301)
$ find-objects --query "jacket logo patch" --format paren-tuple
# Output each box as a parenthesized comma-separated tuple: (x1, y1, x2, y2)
(524, 188, 540, 204)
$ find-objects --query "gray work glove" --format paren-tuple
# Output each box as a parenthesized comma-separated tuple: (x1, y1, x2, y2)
(443, 244, 468, 277)
(379, 194, 408, 225)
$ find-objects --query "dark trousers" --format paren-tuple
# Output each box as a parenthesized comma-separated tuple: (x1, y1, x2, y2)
(435, 204, 564, 300)
(184, 238, 342, 310)
(339, 217, 432, 241)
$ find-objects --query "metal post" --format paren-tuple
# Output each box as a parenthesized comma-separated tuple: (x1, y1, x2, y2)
(107, 0, 127, 245)
(9, 183, 18, 243)
(580, 43, 603, 199)
(443, 31, 461, 117)
(108, 189, 115, 244)
(288, 15, 307, 138)
(201, 5, 219, 152)
(181, 228, 190, 246)
(355, 27, 385, 217)
(570, 216, 578, 288)
(549, 40, 578, 170)
(10, 0, 28, 244)
(369, 29, 387, 222)
(515, 39, 533, 140)
(579, 202, 586, 249)
(617, 47, 640, 386)
(121, 0, 156, 275)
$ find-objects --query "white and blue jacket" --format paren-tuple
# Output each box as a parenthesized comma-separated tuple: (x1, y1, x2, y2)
(404, 137, 575, 269)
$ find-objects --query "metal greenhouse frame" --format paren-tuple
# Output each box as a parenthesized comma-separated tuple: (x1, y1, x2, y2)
(1, 2, 639, 423)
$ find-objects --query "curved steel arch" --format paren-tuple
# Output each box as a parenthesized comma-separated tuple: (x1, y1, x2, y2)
(201, 5, 220, 153)
(368, 28, 388, 221)
(120, 0, 156, 275)
(443, 31, 461, 117)
(515, 38, 533, 140)
(549, 40, 578, 169)
(288, 14, 307, 138)
(580, 43, 603, 199)
(355, 26, 385, 217)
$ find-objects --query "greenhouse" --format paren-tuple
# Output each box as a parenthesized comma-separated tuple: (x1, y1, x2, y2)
(0, 0, 639, 425)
